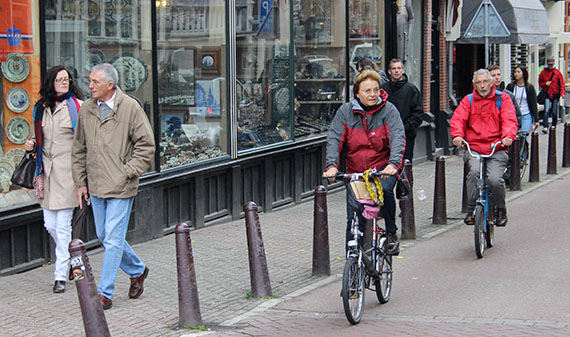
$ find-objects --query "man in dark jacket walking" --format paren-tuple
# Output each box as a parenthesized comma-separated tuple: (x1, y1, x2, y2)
(381, 58, 423, 162)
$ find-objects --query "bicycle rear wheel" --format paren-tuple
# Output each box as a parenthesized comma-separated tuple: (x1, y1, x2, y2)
(474, 205, 485, 258)
(374, 253, 392, 304)
(342, 256, 365, 324)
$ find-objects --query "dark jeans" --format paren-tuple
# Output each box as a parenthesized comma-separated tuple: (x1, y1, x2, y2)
(404, 136, 415, 162)
(544, 96, 560, 127)
(345, 174, 397, 248)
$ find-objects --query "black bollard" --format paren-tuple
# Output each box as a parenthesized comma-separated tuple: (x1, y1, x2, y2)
(563, 122, 570, 167)
(175, 223, 203, 328)
(244, 202, 272, 297)
(510, 137, 521, 191)
(547, 126, 557, 174)
(461, 161, 469, 213)
(432, 156, 447, 225)
(69, 239, 111, 337)
(529, 130, 540, 182)
(312, 186, 330, 276)
(400, 160, 415, 239)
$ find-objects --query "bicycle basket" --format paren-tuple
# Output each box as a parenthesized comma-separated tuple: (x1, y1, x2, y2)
(347, 180, 381, 220)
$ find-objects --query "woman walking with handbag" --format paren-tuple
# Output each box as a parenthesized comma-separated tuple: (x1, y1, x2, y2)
(506, 65, 539, 133)
(24, 66, 83, 293)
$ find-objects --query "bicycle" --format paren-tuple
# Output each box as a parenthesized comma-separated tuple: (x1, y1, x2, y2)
(325, 170, 393, 325)
(463, 140, 502, 258)
(504, 124, 536, 183)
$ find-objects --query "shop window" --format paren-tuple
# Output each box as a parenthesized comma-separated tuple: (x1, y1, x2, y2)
(293, 0, 346, 139)
(157, 0, 228, 170)
(348, 0, 385, 86)
(236, 0, 293, 151)
(44, 0, 156, 169)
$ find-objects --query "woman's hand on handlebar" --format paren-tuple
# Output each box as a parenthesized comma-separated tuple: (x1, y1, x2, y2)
(323, 167, 338, 182)
(379, 164, 397, 177)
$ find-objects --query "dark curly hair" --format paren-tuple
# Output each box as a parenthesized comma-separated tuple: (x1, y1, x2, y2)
(37, 65, 84, 111)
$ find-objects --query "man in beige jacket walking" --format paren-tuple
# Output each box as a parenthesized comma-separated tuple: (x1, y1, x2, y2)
(71, 63, 155, 310)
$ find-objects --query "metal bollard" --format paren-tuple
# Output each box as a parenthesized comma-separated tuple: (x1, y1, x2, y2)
(244, 202, 272, 297)
(461, 161, 469, 213)
(529, 130, 540, 182)
(563, 122, 570, 167)
(432, 156, 447, 225)
(312, 185, 330, 276)
(510, 137, 521, 191)
(175, 223, 203, 328)
(547, 126, 557, 174)
(69, 239, 111, 337)
(400, 160, 415, 239)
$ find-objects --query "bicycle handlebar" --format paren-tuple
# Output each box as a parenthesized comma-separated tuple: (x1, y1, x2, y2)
(322, 169, 396, 181)
(463, 140, 502, 159)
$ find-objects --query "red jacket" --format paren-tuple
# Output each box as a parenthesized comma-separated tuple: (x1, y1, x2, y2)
(539, 68, 565, 99)
(450, 87, 518, 155)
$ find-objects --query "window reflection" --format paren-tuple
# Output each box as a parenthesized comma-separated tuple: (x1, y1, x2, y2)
(235, 0, 292, 150)
(157, 0, 227, 170)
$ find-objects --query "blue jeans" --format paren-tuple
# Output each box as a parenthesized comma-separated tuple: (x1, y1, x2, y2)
(91, 196, 146, 299)
(520, 113, 533, 133)
(544, 96, 560, 127)
(345, 174, 397, 248)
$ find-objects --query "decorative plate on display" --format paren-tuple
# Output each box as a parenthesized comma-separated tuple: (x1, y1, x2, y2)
(0, 157, 15, 187)
(0, 174, 11, 193)
(6, 87, 31, 113)
(111, 55, 148, 92)
(5, 116, 32, 145)
(1, 53, 30, 83)
(6, 148, 26, 165)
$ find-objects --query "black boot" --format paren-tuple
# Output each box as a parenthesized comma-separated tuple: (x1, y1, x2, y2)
(464, 211, 474, 225)
(496, 208, 508, 227)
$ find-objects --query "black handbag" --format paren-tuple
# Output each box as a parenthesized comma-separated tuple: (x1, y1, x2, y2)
(396, 171, 411, 200)
(10, 153, 36, 189)
(537, 72, 555, 105)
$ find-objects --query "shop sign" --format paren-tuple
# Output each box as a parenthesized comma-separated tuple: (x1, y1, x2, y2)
(0, 0, 34, 54)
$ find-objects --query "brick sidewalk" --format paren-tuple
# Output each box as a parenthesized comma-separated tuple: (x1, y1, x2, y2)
(0, 129, 567, 337)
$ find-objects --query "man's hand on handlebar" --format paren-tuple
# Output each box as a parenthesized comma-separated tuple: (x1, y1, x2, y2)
(501, 137, 513, 147)
(323, 167, 339, 182)
(452, 136, 465, 147)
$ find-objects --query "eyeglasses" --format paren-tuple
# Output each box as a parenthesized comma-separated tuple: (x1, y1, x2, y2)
(360, 87, 380, 95)
(55, 77, 70, 83)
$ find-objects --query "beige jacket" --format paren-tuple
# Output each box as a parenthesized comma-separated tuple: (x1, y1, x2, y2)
(36, 100, 81, 210)
(71, 88, 155, 198)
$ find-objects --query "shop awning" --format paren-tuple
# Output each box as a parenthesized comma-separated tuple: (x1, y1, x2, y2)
(457, 0, 549, 44)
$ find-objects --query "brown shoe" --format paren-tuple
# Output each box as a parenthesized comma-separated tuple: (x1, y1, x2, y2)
(99, 294, 112, 310)
(53, 280, 65, 293)
(128, 266, 149, 299)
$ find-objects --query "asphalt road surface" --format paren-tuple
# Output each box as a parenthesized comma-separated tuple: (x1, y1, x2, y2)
(203, 174, 570, 337)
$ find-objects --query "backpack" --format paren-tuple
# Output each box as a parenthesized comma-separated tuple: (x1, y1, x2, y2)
(467, 90, 503, 111)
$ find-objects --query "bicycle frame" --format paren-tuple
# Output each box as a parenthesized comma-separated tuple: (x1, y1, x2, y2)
(347, 213, 386, 277)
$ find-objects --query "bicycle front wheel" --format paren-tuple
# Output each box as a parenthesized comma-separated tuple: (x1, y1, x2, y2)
(520, 140, 529, 179)
(474, 205, 485, 258)
(342, 256, 365, 325)
(374, 254, 392, 304)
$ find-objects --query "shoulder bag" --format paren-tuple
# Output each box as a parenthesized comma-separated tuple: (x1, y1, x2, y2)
(537, 72, 555, 105)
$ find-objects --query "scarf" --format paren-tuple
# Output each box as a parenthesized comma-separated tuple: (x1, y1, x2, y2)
(33, 91, 80, 177)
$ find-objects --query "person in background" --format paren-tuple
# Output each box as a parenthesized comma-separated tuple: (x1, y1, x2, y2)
(24, 66, 83, 293)
(381, 58, 423, 162)
(487, 64, 521, 128)
(538, 57, 565, 134)
(356, 57, 389, 84)
(71, 63, 155, 310)
(323, 70, 405, 255)
(506, 65, 539, 133)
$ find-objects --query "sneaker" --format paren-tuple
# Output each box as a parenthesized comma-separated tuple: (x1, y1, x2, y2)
(385, 232, 400, 256)
(496, 207, 508, 227)
(464, 211, 474, 225)
(542, 128, 548, 135)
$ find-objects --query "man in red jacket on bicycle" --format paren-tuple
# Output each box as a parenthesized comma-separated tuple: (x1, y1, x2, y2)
(450, 69, 518, 227)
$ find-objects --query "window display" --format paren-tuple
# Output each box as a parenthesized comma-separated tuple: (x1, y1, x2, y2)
(157, 0, 227, 169)
(294, 0, 347, 139)
(236, 0, 293, 151)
